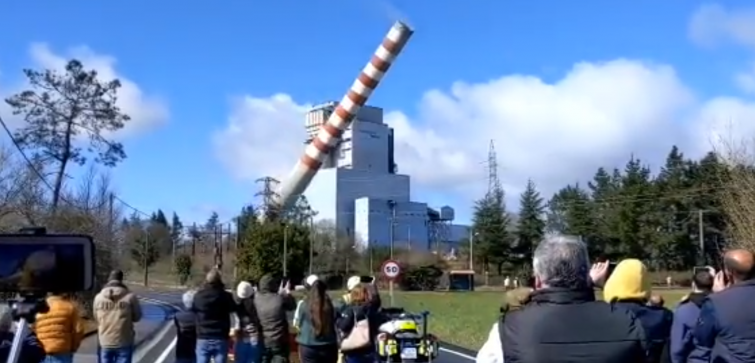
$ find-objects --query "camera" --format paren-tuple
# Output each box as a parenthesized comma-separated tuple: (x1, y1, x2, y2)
(0, 230, 95, 293)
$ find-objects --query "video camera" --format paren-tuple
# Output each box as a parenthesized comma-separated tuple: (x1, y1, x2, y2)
(1, 227, 95, 363)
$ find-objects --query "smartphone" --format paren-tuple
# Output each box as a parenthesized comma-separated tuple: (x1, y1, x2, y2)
(360, 275, 375, 284)
(693, 266, 710, 275)
(0, 234, 95, 293)
(606, 262, 618, 280)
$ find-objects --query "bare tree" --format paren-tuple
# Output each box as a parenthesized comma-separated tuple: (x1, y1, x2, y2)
(5, 59, 130, 212)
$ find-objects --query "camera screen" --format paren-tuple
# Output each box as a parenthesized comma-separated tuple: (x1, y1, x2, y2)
(0, 234, 94, 293)
(360, 276, 375, 284)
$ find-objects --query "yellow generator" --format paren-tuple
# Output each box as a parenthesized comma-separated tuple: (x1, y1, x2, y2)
(376, 308, 439, 362)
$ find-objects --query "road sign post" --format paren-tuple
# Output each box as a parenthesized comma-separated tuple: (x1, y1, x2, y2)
(381, 260, 401, 307)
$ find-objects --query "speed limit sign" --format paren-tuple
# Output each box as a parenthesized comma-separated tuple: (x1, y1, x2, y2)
(381, 260, 401, 280)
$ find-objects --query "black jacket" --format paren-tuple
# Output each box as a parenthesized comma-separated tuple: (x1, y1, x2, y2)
(254, 275, 296, 348)
(336, 303, 377, 356)
(174, 310, 197, 360)
(192, 282, 238, 339)
(500, 288, 647, 363)
(614, 301, 673, 363)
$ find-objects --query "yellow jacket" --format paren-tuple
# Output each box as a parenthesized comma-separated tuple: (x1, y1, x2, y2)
(34, 296, 86, 354)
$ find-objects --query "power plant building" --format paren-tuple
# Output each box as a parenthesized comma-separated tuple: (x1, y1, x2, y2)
(304, 102, 469, 252)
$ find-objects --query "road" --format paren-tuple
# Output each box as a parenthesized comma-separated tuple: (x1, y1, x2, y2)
(133, 287, 478, 363)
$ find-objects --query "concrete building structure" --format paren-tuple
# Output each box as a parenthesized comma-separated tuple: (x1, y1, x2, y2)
(304, 102, 469, 252)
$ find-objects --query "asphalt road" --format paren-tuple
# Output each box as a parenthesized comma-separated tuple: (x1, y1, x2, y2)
(133, 287, 477, 363)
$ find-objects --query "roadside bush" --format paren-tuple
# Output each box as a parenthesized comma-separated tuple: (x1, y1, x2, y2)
(400, 264, 444, 291)
(174, 254, 193, 285)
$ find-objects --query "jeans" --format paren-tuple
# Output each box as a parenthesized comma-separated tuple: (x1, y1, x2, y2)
(100, 347, 133, 363)
(343, 351, 375, 363)
(43, 354, 73, 363)
(260, 344, 289, 363)
(299, 344, 338, 363)
(196, 339, 229, 363)
(234, 338, 262, 363)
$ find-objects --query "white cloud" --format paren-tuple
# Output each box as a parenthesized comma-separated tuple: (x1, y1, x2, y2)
(689, 4, 755, 95)
(213, 58, 755, 219)
(1, 43, 168, 137)
(689, 4, 755, 49)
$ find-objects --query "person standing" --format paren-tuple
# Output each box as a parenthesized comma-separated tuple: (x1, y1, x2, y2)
(33, 292, 86, 363)
(670, 269, 713, 363)
(94, 270, 142, 363)
(695, 249, 755, 363)
(254, 274, 296, 363)
(296, 280, 338, 363)
(337, 284, 378, 363)
(293, 275, 319, 331)
(193, 269, 238, 363)
(0, 305, 46, 363)
(174, 290, 198, 363)
(234, 281, 262, 363)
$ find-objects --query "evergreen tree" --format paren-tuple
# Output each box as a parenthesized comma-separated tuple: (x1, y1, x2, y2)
(472, 187, 512, 274)
(516, 179, 545, 264)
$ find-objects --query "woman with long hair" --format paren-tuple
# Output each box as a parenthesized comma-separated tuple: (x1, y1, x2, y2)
(336, 284, 377, 363)
(296, 280, 338, 363)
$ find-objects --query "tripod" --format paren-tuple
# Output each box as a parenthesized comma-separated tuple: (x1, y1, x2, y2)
(5, 293, 48, 363)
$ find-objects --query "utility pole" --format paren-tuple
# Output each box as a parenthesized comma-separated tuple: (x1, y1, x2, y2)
(308, 216, 314, 275)
(143, 229, 150, 287)
(234, 219, 240, 281)
(191, 222, 197, 256)
(283, 224, 288, 277)
(108, 193, 115, 254)
(698, 209, 705, 264)
(469, 228, 475, 271)
(388, 200, 396, 259)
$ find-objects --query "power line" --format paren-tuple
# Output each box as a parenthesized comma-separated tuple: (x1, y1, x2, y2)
(0, 114, 150, 219)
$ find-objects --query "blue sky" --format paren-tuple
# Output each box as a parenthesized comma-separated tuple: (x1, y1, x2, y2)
(1, 0, 754, 226)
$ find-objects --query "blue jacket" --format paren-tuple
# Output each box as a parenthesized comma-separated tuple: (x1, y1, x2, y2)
(615, 301, 673, 363)
(0, 330, 46, 363)
(694, 280, 755, 363)
(670, 292, 709, 363)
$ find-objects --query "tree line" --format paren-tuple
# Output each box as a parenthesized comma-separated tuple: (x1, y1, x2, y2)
(470, 146, 730, 278)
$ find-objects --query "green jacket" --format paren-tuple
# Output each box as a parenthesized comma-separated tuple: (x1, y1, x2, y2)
(295, 303, 338, 346)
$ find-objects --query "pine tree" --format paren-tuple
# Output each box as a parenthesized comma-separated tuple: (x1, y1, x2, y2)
(472, 187, 511, 274)
(516, 179, 545, 264)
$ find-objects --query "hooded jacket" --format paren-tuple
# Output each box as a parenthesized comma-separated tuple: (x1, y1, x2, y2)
(33, 295, 86, 354)
(604, 259, 673, 363)
(253, 274, 296, 348)
(93, 281, 142, 348)
(671, 292, 709, 363)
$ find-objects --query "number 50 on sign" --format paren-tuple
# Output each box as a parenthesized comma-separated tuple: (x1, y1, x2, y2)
(382, 260, 401, 280)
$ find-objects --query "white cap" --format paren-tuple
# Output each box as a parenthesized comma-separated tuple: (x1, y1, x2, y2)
(347, 276, 361, 291)
(305, 274, 319, 286)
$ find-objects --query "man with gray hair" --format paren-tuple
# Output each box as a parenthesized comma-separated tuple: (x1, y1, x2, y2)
(476, 234, 647, 363)
(0, 305, 46, 363)
(174, 290, 198, 363)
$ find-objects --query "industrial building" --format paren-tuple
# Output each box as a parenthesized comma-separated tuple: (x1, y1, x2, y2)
(303, 102, 470, 252)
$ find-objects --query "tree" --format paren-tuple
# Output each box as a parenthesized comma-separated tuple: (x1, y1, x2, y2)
(170, 212, 184, 251)
(515, 179, 545, 265)
(150, 209, 172, 255)
(5, 59, 130, 212)
(127, 217, 159, 269)
(472, 186, 512, 274)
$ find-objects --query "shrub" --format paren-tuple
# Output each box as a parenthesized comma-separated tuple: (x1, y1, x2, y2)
(400, 263, 444, 291)
(174, 254, 193, 285)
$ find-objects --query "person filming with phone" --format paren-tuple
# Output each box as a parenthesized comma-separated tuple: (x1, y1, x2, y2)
(254, 274, 295, 363)
(694, 249, 755, 363)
